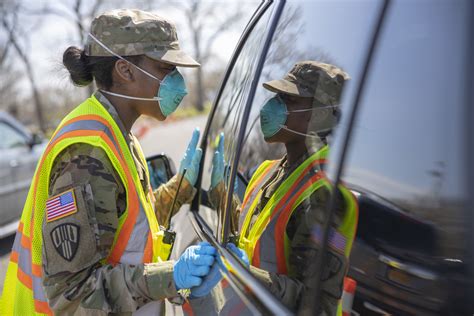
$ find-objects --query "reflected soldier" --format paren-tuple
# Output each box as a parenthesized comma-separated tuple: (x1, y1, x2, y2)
(210, 61, 358, 315)
(0, 9, 218, 314)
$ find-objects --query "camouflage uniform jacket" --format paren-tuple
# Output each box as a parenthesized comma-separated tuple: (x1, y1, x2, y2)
(211, 152, 346, 315)
(42, 92, 195, 315)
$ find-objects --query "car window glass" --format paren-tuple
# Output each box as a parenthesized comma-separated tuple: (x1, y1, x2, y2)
(241, 1, 381, 174)
(341, 0, 470, 262)
(0, 122, 28, 149)
(234, 2, 380, 313)
(200, 0, 381, 313)
(200, 3, 275, 233)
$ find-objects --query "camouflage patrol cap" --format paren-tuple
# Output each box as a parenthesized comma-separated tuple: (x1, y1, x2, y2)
(85, 9, 200, 67)
(263, 61, 349, 106)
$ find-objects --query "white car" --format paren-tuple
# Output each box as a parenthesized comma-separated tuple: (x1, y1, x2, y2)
(0, 112, 46, 238)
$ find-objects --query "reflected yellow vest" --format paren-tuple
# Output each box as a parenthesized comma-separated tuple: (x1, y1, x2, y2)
(238, 146, 358, 314)
(0, 96, 169, 315)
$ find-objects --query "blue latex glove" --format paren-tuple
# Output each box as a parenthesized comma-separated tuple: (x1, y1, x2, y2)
(179, 128, 202, 186)
(173, 242, 216, 290)
(227, 243, 249, 268)
(189, 261, 223, 298)
(210, 132, 225, 190)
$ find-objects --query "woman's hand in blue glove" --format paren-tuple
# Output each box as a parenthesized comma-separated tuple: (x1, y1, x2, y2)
(179, 128, 202, 186)
(189, 261, 223, 298)
(227, 243, 249, 268)
(210, 132, 225, 190)
(173, 242, 216, 290)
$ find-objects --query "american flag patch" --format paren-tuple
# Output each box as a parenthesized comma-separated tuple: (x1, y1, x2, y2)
(311, 225, 347, 254)
(46, 189, 78, 222)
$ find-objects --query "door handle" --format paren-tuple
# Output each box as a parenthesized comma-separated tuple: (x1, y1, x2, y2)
(9, 159, 19, 167)
(378, 254, 437, 280)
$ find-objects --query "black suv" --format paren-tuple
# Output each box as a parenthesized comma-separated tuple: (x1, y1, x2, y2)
(150, 0, 474, 314)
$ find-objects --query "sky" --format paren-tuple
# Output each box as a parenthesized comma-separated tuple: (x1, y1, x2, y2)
(7, 0, 260, 93)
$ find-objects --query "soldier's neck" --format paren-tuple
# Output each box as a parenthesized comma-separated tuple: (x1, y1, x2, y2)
(105, 95, 140, 133)
(285, 141, 308, 166)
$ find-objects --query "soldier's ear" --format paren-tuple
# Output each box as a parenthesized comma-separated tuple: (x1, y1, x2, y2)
(114, 59, 134, 82)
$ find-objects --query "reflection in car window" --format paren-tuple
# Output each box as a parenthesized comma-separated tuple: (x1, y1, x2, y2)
(235, 2, 381, 314)
(336, 1, 471, 314)
(343, 0, 469, 264)
(0, 122, 27, 149)
(199, 0, 381, 314)
(201, 4, 275, 228)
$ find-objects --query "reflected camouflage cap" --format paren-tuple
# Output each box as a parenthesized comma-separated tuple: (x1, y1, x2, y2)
(263, 61, 349, 106)
(85, 9, 200, 67)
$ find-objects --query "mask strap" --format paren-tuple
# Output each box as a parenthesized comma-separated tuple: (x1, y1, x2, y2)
(87, 32, 162, 83)
(287, 105, 338, 113)
(100, 90, 161, 101)
(279, 125, 332, 138)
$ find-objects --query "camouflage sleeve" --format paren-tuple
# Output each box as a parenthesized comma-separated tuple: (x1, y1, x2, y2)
(42, 144, 177, 314)
(153, 173, 196, 229)
(208, 181, 241, 234)
(248, 188, 347, 314)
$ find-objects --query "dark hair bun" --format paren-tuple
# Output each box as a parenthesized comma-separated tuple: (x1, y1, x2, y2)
(62, 46, 93, 86)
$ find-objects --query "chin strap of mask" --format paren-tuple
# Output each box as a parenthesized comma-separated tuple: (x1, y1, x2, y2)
(281, 105, 340, 138)
(100, 90, 161, 101)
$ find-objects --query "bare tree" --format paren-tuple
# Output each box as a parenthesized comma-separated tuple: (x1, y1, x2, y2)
(153, 0, 247, 112)
(0, 0, 46, 132)
(22, 0, 110, 96)
(0, 48, 22, 120)
(261, 4, 335, 83)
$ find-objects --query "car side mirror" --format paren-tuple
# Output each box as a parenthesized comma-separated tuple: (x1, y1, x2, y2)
(146, 154, 176, 190)
(28, 132, 44, 149)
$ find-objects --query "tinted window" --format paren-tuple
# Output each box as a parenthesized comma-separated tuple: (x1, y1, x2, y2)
(200, 3, 275, 226)
(240, 0, 381, 174)
(341, 0, 470, 261)
(200, 0, 380, 313)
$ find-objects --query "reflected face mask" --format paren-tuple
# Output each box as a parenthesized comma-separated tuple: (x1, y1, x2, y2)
(88, 33, 187, 117)
(259, 95, 338, 139)
(259, 95, 288, 138)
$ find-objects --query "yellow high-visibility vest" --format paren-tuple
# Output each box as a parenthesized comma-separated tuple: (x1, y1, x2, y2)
(238, 146, 358, 314)
(0, 95, 170, 315)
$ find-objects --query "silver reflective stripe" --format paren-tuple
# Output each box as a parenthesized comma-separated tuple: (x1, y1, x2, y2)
(32, 276, 48, 302)
(17, 242, 32, 277)
(120, 191, 150, 265)
(12, 229, 21, 253)
(50, 119, 122, 158)
(52, 117, 151, 265)
(238, 162, 280, 231)
(15, 234, 49, 303)
(258, 168, 319, 272)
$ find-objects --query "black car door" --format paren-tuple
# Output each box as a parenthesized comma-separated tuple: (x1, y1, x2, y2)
(191, 0, 384, 314)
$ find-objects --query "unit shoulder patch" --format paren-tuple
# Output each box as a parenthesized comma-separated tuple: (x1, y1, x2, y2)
(50, 223, 80, 261)
(46, 189, 78, 222)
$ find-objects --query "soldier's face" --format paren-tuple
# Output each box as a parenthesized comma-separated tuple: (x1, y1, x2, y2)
(128, 57, 176, 120)
(265, 94, 313, 144)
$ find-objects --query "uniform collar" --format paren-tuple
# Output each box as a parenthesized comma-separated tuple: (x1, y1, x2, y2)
(94, 90, 130, 141)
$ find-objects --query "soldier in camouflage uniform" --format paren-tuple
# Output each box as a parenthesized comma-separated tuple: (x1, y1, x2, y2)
(209, 61, 356, 315)
(39, 9, 215, 315)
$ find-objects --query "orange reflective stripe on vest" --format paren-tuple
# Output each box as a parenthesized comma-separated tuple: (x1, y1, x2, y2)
(239, 144, 358, 274)
(0, 96, 163, 315)
(43, 116, 146, 264)
(9, 223, 52, 315)
(250, 158, 326, 273)
(236, 146, 357, 316)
